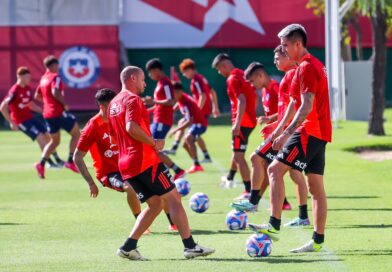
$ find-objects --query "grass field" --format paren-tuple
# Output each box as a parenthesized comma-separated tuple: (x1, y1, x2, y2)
(1, 111, 392, 272)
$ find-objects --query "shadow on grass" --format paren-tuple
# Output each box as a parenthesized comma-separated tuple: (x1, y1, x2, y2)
(327, 196, 380, 199)
(159, 257, 344, 264)
(0, 222, 27, 226)
(328, 224, 392, 229)
(328, 208, 392, 211)
(337, 250, 392, 256)
(343, 144, 392, 153)
(153, 229, 248, 235)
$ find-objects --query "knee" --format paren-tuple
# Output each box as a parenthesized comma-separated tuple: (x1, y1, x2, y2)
(148, 196, 163, 212)
(233, 153, 244, 163)
(250, 153, 261, 166)
(185, 135, 194, 145)
(267, 163, 284, 182)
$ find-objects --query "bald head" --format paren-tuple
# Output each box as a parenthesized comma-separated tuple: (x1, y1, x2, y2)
(120, 66, 143, 85)
(120, 66, 146, 95)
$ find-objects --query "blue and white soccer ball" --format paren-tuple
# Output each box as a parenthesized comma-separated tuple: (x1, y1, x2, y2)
(189, 192, 209, 213)
(174, 178, 191, 197)
(226, 210, 248, 230)
(246, 234, 272, 257)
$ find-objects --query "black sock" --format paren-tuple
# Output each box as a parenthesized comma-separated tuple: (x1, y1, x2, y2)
(312, 231, 325, 244)
(249, 189, 261, 205)
(243, 181, 251, 193)
(269, 216, 281, 231)
(134, 213, 140, 219)
(52, 152, 62, 163)
(202, 150, 210, 159)
(40, 158, 47, 166)
(121, 237, 138, 252)
(47, 158, 55, 165)
(227, 169, 236, 180)
(166, 213, 175, 226)
(299, 205, 308, 220)
(171, 163, 182, 174)
(172, 141, 180, 151)
(283, 197, 290, 205)
(67, 152, 74, 163)
(193, 159, 200, 166)
(182, 236, 197, 249)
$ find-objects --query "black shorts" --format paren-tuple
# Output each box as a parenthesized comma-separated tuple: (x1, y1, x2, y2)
(275, 132, 327, 175)
(18, 117, 47, 141)
(126, 163, 175, 203)
(100, 172, 126, 192)
(255, 139, 277, 164)
(45, 111, 77, 134)
(232, 127, 254, 152)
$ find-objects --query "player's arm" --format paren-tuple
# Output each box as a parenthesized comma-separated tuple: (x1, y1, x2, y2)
(258, 113, 278, 125)
(197, 92, 207, 110)
(34, 87, 43, 103)
(233, 93, 246, 136)
(153, 98, 175, 106)
(73, 149, 99, 198)
(209, 88, 220, 118)
(171, 117, 193, 135)
(52, 77, 69, 110)
(270, 98, 296, 141)
(28, 101, 42, 113)
(0, 98, 18, 130)
(126, 121, 164, 151)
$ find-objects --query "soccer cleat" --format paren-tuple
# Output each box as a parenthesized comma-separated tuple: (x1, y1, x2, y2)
(233, 191, 251, 201)
(219, 176, 236, 189)
(248, 223, 280, 241)
(289, 240, 323, 253)
(284, 217, 310, 227)
(34, 162, 45, 179)
(173, 170, 186, 180)
(187, 165, 204, 174)
(282, 201, 292, 211)
(117, 248, 149, 261)
(54, 159, 65, 168)
(201, 157, 212, 163)
(47, 162, 62, 169)
(184, 244, 215, 259)
(64, 162, 80, 173)
(230, 199, 258, 212)
(168, 224, 178, 232)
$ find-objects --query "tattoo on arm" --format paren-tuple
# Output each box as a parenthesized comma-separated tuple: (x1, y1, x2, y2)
(284, 92, 315, 135)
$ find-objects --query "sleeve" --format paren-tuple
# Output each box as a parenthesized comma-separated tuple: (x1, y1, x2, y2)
(163, 84, 173, 100)
(76, 121, 95, 152)
(182, 105, 190, 120)
(299, 64, 318, 94)
(228, 76, 243, 97)
(289, 70, 300, 99)
(125, 97, 142, 124)
(51, 76, 63, 90)
(3, 87, 16, 103)
(194, 80, 204, 94)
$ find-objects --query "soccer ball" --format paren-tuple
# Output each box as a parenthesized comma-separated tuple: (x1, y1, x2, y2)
(226, 210, 248, 230)
(174, 178, 191, 197)
(189, 192, 209, 213)
(246, 234, 272, 257)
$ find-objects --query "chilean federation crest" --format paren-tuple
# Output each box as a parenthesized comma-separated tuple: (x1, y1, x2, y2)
(59, 46, 100, 89)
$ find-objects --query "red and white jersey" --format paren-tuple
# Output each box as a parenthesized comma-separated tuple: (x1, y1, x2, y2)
(36, 70, 65, 118)
(3, 83, 33, 125)
(152, 76, 174, 126)
(178, 93, 208, 127)
(190, 73, 212, 117)
(261, 79, 279, 117)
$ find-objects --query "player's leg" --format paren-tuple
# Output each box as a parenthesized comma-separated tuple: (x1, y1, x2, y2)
(162, 199, 178, 231)
(123, 182, 142, 217)
(186, 125, 205, 173)
(284, 169, 310, 227)
(158, 152, 185, 180)
(220, 158, 237, 188)
(197, 137, 212, 162)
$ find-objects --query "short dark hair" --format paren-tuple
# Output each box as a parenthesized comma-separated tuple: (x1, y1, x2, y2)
(278, 24, 307, 47)
(244, 62, 266, 80)
(146, 58, 163, 71)
(172, 81, 184, 91)
(273, 45, 285, 55)
(16, 66, 30, 76)
(212, 53, 231, 68)
(43, 55, 59, 68)
(95, 88, 117, 105)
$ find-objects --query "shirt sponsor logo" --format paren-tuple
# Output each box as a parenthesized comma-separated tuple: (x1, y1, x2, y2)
(59, 46, 100, 89)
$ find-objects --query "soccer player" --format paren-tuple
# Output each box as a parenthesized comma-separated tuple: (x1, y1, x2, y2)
(165, 58, 220, 162)
(249, 24, 332, 253)
(169, 82, 208, 173)
(0, 67, 63, 178)
(108, 66, 214, 260)
(212, 53, 256, 199)
(35, 55, 81, 175)
(143, 58, 185, 180)
(232, 54, 309, 226)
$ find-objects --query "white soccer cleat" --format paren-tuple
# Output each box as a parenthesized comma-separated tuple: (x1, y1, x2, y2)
(184, 244, 215, 259)
(219, 176, 236, 189)
(117, 248, 149, 261)
(290, 240, 323, 253)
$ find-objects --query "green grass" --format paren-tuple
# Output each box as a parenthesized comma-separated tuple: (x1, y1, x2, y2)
(1, 111, 392, 272)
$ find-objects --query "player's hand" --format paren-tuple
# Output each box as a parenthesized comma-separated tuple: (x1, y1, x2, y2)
(258, 116, 270, 125)
(89, 183, 99, 198)
(272, 132, 290, 151)
(143, 96, 155, 106)
(10, 122, 19, 131)
(232, 124, 240, 136)
(271, 126, 284, 141)
(212, 109, 220, 118)
(153, 139, 165, 151)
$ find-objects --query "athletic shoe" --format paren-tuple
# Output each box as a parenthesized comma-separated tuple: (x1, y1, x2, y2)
(117, 248, 149, 261)
(282, 201, 292, 211)
(230, 199, 258, 212)
(47, 162, 62, 169)
(219, 176, 236, 189)
(184, 244, 215, 259)
(248, 223, 280, 241)
(284, 217, 310, 227)
(187, 165, 204, 174)
(290, 240, 323, 253)
(173, 170, 186, 180)
(233, 191, 251, 201)
(54, 160, 65, 168)
(64, 162, 79, 173)
(163, 149, 176, 155)
(201, 157, 212, 163)
(34, 163, 45, 179)
(168, 224, 178, 231)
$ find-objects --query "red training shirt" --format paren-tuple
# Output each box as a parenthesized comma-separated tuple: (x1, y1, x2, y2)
(290, 54, 332, 142)
(152, 76, 174, 126)
(36, 70, 65, 118)
(108, 91, 161, 180)
(178, 93, 208, 127)
(190, 73, 212, 117)
(3, 84, 33, 125)
(261, 79, 279, 117)
(77, 114, 119, 181)
(226, 68, 257, 128)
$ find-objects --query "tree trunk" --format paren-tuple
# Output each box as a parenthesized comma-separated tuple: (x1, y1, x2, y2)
(368, 3, 387, 135)
(350, 15, 364, 60)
